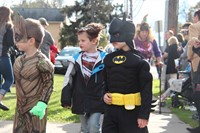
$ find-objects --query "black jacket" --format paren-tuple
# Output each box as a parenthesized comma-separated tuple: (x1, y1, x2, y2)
(165, 44, 180, 74)
(193, 46, 200, 57)
(61, 50, 106, 114)
(1, 24, 15, 57)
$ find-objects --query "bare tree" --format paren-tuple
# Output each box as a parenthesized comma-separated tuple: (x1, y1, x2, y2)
(13, 0, 64, 8)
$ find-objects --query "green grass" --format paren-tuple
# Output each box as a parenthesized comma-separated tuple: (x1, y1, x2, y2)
(153, 79, 198, 128)
(0, 76, 198, 127)
(0, 74, 79, 123)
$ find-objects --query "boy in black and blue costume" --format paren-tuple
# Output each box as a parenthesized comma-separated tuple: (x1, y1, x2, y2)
(61, 23, 106, 133)
(102, 18, 153, 133)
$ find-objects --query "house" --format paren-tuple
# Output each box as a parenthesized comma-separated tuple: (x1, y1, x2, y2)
(12, 8, 65, 49)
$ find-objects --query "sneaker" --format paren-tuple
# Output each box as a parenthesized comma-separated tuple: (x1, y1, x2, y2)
(186, 126, 200, 133)
(185, 105, 197, 111)
(0, 103, 9, 111)
(189, 106, 197, 111)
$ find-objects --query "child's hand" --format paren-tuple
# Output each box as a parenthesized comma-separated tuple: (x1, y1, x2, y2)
(192, 37, 200, 48)
(103, 93, 112, 105)
(137, 118, 148, 128)
(194, 41, 200, 48)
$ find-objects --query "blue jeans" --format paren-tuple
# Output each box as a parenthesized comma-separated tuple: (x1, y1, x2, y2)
(80, 113, 101, 133)
(0, 57, 14, 96)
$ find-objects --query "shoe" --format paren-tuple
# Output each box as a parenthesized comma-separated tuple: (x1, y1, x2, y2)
(0, 103, 9, 111)
(185, 106, 197, 111)
(186, 126, 200, 133)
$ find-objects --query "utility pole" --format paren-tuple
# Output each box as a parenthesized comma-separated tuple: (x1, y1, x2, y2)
(124, 0, 128, 16)
(91, 0, 95, 22)
(129, 0, 133, 19)
(167, 0, 179, 35)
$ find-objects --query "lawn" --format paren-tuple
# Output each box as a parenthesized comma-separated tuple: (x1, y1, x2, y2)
(153, 79, 198, 128)
(0, 75, 198, 127)
(0, 74, 79, 123)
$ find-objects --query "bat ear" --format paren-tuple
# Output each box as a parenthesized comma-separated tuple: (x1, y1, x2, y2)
(123, 12, 127, 21)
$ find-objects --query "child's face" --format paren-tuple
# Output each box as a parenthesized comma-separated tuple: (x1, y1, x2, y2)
(112, 42, 129, 51)
(15, 38, 33, 52)
(78, 32, 97, 53)
(16, 40, 29, 52)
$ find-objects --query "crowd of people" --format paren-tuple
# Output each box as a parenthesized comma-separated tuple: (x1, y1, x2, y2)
(1, 5, 200, 133)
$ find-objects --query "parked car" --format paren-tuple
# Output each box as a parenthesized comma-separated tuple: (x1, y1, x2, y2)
(54, 46, 81, 74)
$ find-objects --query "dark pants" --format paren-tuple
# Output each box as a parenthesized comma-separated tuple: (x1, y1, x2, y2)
(102, 105, 148, 133)
(0, 57, 14, 95)
(193, 91, 200, 124)
(191, 63, 200, 124)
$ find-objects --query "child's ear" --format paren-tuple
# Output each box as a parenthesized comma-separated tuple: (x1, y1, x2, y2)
(29, 37, 36, 44)
(92, 38, 98, 45)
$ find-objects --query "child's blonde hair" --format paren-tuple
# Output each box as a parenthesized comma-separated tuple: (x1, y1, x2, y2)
(168, 36, 179, 46)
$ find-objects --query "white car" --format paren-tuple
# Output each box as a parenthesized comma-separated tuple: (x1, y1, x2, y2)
(54, 46, 81, 74)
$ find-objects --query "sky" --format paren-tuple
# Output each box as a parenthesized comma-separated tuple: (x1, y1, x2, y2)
(1, 0, 199, 45)
(2, 0, 198, 25)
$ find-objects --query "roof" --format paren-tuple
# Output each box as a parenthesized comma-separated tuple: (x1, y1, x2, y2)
(12, 8, 65, 22)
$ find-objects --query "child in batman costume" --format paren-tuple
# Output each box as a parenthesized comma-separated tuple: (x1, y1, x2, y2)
(102, 17, 153, 133)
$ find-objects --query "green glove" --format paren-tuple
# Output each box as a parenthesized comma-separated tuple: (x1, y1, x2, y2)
(29, 101, 47, 120)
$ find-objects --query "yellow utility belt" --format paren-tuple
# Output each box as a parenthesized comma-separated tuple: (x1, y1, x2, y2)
(111, 92, 141, 110)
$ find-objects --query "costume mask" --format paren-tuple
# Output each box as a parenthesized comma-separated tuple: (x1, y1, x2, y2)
(109, 18, 135, 44)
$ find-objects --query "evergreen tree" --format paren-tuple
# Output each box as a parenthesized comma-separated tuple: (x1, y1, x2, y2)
(187, 2, 200, 22)
(59, 0, 120, 48)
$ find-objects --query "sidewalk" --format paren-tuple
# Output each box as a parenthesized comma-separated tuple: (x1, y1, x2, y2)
(0, 105, 192, 133)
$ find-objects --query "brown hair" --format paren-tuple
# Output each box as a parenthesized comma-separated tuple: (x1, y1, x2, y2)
(77, 23, 104, 45)
(25, 18, 45, 48)
(194, 9, 200, 20)
(182, 22, 192, 29)
(0, 6, 13, 32)
(134, 22, 155, 42)
(13, 12, 44, 48)
(176, 33, 184, 43)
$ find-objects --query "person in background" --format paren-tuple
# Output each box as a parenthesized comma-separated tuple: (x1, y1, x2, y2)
(50, 43, 59, 64)
(61, 23, 106, 133)
(186, 9, 200, 133)
(162, 36, 180, 88)
(192, 37, 200, 56)
(164, 30, 174, 50)
(39, 17, 54, 59)
(175, 32, 189, 71)
(176, 22, 192, 71)
(160, 30, 175, 90)
(134, 22, 162, 65)
(0, 6, 15, 111)
(12, 14, 54, 132)
(134, 22, 162, 81)
(177, 33, 185, 48)
(181, 22, 192, 48)
(102, 17, 152, 133)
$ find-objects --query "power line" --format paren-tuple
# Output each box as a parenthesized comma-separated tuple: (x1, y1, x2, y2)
(132, 0, 144, 19)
